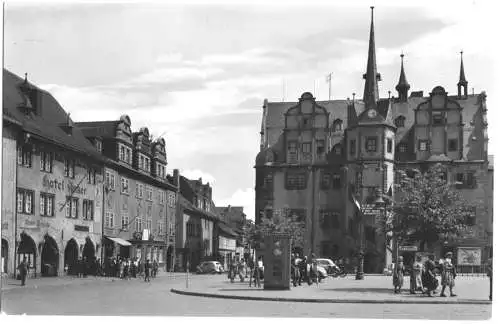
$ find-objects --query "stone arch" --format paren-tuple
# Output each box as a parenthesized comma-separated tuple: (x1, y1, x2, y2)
(64, 238, 79, 275)
(41, 234, 59, 277)
(82, 237, 96, 261)
(17, 232, 37, 273)
(1, 238, 8, 274)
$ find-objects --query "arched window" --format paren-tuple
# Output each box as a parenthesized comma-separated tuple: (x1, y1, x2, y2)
(395, 116, 406, 128)
(333, 119, 343, 132)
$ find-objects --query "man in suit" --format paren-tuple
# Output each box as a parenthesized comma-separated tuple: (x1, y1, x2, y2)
(17, 258, 28, 286)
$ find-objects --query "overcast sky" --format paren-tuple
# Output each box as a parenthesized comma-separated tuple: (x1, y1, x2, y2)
(4, 0, 498, 221)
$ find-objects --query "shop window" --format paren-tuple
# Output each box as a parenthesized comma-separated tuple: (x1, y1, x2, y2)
(83, 200, 94, 220)
(40, 192, 55, 217)
(40, 151, 53, 172)
(17, 188, 34, 214)
(365, 137, 377, 152)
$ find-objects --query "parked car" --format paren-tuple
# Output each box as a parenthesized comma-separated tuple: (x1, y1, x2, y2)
(295, 258, 329, 282)
(316, 258, 339, 275)
(196, 261, 224, 274)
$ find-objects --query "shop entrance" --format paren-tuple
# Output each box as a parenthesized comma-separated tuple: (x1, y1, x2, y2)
(64, 239, 79, 275)
(41, 235, 59, 277)
(17, 232, 37, 277)
(1, 239, 8, 274)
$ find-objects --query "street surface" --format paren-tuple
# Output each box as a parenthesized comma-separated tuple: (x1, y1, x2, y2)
(0, 273, 492, 319)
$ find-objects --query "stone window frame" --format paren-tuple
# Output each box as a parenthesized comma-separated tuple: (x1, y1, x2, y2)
(40, 192, 55, 217)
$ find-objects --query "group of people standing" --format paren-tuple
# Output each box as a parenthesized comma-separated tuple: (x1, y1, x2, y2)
(392, 252, 458, 297)
(291, 253, 321, 287)
(227, 256, 264, 288)
(103, 257, 159, 282)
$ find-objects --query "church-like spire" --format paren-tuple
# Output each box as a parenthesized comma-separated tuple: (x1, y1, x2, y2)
(363, 6, 381, 110)
(458, 51, 468, 97)
(396, 53, 410, 102)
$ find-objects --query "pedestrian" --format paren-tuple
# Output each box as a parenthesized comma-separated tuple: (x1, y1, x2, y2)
(152, 259, 159, 278)
(487, 256, 493, 301)
(439, 252, 457, 297)
(248, 256, 255, 287)
(17, 258, 28, 286)
(393, 256, 405, 294)
(300, 255, 308, 285)
(144, 259, 151, 282)
(410, 256, 423, 294)
(254, 256, 263, 288)
(292, 253, 301, 286)
(229, 257, 237, 283)
(422, 255, 438, 297)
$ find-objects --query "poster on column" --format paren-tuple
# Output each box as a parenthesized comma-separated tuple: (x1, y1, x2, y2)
(263, 234, 291, 290)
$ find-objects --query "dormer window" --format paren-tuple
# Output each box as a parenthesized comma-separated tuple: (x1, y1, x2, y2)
(395, 116, 405, 128)
(138, 153, 151, 172)
(156, 162, 166, 178)
(118, 144, 132, 164)
(95, 139, 102, 153)
(333, 119, 343, 132)
(365, 137, 377, 152)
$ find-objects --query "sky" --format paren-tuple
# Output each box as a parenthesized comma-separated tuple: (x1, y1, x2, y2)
(4, 0, 499, 221)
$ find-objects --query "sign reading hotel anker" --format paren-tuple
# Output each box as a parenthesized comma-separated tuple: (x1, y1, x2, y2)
(42, 175, 87, 195)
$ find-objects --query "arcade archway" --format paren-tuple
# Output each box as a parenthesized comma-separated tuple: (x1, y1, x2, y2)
(17, 232, 36, 275)
(41, 234, 59, 277)
(1, 239, 8, 274)
(64, 239, 79, 275)
(82, 237, 95, 261)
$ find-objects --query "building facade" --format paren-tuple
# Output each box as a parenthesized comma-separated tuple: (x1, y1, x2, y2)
(176, 175, 218, 271)
(76, 117, 178, 270)
(2, 69, 105, 277)
(254, 9, 492, 273)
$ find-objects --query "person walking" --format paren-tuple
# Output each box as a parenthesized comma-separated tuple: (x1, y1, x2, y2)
(410, 256, 423, 294)
(144, 259, 151, 282)
(152, 259, 159, 279)
(247, 256, 255, 287)
(440, 252, 457, 297)
(422, 255, 438, 296)
(393, 256, 405, 294)
(237, 259, 245, 282)
(255, 256, 263, 288)
(17, 258, 28, 286)
(300, 255, 308, 285)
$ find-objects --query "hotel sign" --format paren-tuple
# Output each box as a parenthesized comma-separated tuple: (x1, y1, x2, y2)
(42, 175, 87, 195)
(74, 225, 89, 232)
(20, 219, 39, 229)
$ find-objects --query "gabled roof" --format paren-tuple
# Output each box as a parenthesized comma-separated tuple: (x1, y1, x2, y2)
(75, 120, 120, 139)
(3, 69, 104, 162)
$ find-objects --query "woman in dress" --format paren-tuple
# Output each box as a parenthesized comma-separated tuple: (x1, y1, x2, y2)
(393, 256, 405, 293)
(440, 252, 457, 297)
(422, 255, 438, 296)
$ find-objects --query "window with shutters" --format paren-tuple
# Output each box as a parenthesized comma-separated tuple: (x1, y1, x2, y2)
(64, 158, 75, 178)
(40, 192, 54, 217)
(65, 197, 79, 219)
(40, 151, 53, 172)
(16, 189, 33, 214)
(17, 146, 32, 168)
(83, 200, 94, 220)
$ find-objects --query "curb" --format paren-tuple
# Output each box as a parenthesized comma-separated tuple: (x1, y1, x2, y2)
(170, 288, 492, 305)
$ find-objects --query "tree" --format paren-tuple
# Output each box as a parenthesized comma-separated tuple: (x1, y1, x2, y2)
(375, 163, 476, 250)
(254, 209, 306, 250)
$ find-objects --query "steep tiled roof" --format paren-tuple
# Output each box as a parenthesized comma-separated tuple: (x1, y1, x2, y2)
(3, 69, 103, 162)
(75, 120, 120, 139)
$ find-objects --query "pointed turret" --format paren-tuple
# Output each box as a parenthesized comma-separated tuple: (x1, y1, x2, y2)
(363, 7, 381, 110)
(395, 53, 410, 102)
(457, 51, 468, 97)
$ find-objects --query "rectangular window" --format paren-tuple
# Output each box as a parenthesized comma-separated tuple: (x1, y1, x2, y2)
(64, 159, 75, 178)
(121, 212, 129, 230)
(302, 142, 312, 160)
(135, 216, 143, 232)
(65, 196, 79, 219)
(83, 200, 94, 220)
(287, 141, 298, 163)
(121, 177, 129, 194)
(418, 140, 429, 151)
(398, 143, 408, 153)
(316, 140, 325, 158)
(16, 189, 34, 214)
(17, 146, 32, 168)
(40, 192, 55, 217)
(387, 139, 393, 153)
(147, 186, 153, 201)
(320, 172, 331, 190)
(146, 158, 150, 172)
(119, 145, 125, 162)
(126, 148, 132, 164)
(365, 137, 377, 152)
(87, 167, 96, 185)
(285, 171, 307, 190)
(332, 174, 341, 189)
(40, 151, 53, 172)
(95, 140, 102, 152)
(136, 183, 144, 198)
(448, 139, 458, 152)
(105, 211, 114, 228)
(350, 140, 356, 156)
(139, 155, 144, 170)
(466, 172, 476, 187)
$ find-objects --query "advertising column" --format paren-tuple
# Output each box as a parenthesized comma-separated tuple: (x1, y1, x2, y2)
(263, 233, 291, 290)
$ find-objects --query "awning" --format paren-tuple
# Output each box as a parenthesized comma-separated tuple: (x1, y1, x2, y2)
(106, 237, 132, 246)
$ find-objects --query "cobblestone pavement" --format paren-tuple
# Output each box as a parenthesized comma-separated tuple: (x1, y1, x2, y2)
(0, 273, 492, 319)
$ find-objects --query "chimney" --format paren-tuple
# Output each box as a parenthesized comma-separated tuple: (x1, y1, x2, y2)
(173, 169, 180, 187)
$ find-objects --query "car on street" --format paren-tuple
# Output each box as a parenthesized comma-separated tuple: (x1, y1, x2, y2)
(196, 261, 224, 274)
(315, 258, 339, 275)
